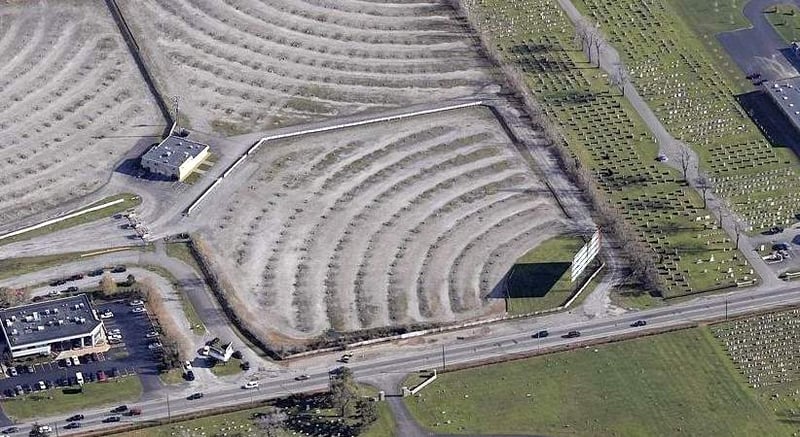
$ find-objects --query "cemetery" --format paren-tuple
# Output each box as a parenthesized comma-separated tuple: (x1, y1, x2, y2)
(470, 0, 754, 297)
(575, 0, 800, 232)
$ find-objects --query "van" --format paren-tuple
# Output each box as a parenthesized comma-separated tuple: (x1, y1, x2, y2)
(75, 372, 84, 385)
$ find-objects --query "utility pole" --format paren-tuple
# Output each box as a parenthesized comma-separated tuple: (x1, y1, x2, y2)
(173, 95, 180, 128)
(441, 344, 446, 371)
(725, 298, 728, 321)
(166, 392, 171, 422)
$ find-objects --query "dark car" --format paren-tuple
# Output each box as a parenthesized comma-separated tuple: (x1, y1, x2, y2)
(126, 408, 142, 416)
(184, 370, 195, 381)
(97, 370, 108, 382)
(774, 242, 790, 251)
(66, 414, 85, 422)
(103, 416, 121, 423)
(187, 392, 204, 400)
(232, 350, 243, 360)
(111, 405, 128, 413)
(563, 330, 581, 338)
(64, 422, 82, 429)
(1, 427, 19, 434)
(69, 274, 84, 281)
(631, 320, 647, 327)
(111, 265, 127, 273)
(532, 330, 549, 339)
(13, 385, 23, 396)
(295, 374, 311, 381)
(111, 367, 120, 377)
(240, 361, 251, 371)
(66, 286, 79, 293)
(49, 279, 67, 286)
(26, 364, 34, 373)
(763, 227, 784, 236)
(88, 268, 104, 277)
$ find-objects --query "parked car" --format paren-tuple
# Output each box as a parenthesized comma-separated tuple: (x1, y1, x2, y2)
(37, 381, 46, 390)
(200, 345, 210, 356)
(1, 426, 19, 434)
(71, 356, 80, 366)
(97, 370, 107, 382)
(148, 342, 163, 350)
(774, 242, 791, 251)
(111, 367, 120, 377)
(145, 331, 160, 338)
(132, 307, 147, 314)
(13, 385, 23, 396)
(231, 350, 243, 360)
(532, 330, 549, 339)
(185, 370, 195, 381)
(26, 364, 34, 373)
(100, 311, 114, 319)
(129, 299, 144, 306)
(66, 414, 85, 422)
(240, 361, 251, 371)
(183, 361, 192, 371)
(8, 367, 17, 377)
(563, 330, 581, 338)
(631, 320, 647, 327)
(103, 416, 121, 423)
(242, 380, 259, 389)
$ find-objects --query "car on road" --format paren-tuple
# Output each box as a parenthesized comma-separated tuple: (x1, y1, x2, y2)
(64, 422, 82, 429)
(112, 405, 128, 413)
(103, 416, 121, 423)
(563, 330, 581, 338)
(100, 311, 114, 319)
(126, 408, 142, 416)
(66, 286, 79, 292)
(49, 279, 67, 287)
(49, 290, 62, 297)
(132, 307, 147, 314)
(111, 265, 127, 273)
(88, 268, 104, 277)
(66, 414, 85, 422)
(532, 330, 549, 339)
(7, 367, 17, 377)
(69, 274, 84, 281)
(631, 320, 647, 327)
(129, 300, 144, 306)
(242, 380, 259, 389)
(187, 392, 204, 400)
(1, 427, 18, 434)
(295, 374, 310, 381)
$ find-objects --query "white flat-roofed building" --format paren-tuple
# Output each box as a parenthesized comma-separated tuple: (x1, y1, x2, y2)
(0, 294, 105, 359)
(141, 135, 210, 181)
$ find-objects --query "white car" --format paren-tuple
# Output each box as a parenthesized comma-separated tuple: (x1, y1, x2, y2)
(71, 356, 80, 366)
(148, 342, 162, 350)
(200, 345, 210, 356)
(129, 300, 144, 306)
(242, 380, 259, 389)
(145, 331, 159, 338)
(108, 328, 121, 335)
(100, 311, 114, 319)
(184, 361, 193, 371)
(108, 334, 123, 341)
(37, 381, 46, 390)
(131, 307, 147, 314)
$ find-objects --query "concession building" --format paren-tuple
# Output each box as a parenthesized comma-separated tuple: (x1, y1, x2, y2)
(141, 135, 210, 181)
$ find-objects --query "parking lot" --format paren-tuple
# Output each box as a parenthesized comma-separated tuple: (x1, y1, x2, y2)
(0, 300, 163, 398)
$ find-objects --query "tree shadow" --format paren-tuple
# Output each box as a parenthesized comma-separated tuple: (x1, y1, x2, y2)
(736, 89, 800, 153)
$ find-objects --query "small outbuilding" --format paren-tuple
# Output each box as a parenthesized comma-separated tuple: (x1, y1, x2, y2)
(141, 135, 210, 181)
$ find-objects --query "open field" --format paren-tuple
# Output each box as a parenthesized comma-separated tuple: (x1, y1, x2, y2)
(203, 107, 569, 338)
(0, 0, 162, 224)
(118, 0, 495, 134)
(470, 0, 751, 297)
(765, 6, 800, 44)
(1, 376, 142, 421)
(505, 236, 584, 315)
(0, 193, 140, 247)
(405, 327, 793, 436)
(575, 0, 800, 232)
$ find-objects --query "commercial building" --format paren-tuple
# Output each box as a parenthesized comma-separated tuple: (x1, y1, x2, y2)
(764, 77, 800, 134)
(0, 294, 105, 359)
(141, 135, 210, 181)
(208, 342, 234, 362)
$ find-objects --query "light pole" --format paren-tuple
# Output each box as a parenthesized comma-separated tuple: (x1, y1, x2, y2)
(441, 344, 446, 371)
(166, 392, 171, 422)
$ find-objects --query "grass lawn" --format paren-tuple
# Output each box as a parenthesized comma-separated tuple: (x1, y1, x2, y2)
(765, 5, 800, 43)
(404, 328, 792, 436)
(209, 358, 243, 377)
(0, 193, 141, 247)
(2, 377, 142, 421)
(504, 236, 584, 315)
(140, 263, 205, 335)
(0, 248, 143, 282)
(158, 368, 185, 385)
(111, 406, 293, 437)
(165, 242, 203, 274)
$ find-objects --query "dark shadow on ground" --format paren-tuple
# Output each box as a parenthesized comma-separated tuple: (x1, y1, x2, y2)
(487, 262, 570, 299)
(736, 90, 800, 153)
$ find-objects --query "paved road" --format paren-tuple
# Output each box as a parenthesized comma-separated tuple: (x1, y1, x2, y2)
(556, 0, 780, 290)
(717, 0, 800, 80)
(5, 277, 800, 436)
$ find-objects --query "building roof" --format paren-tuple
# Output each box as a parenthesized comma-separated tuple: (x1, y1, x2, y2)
(141, 135, 209, 170)
(0, 294, 101, 349)
(764, 77, 800, 133)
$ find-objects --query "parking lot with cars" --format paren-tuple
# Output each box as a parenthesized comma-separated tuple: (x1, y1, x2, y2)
(0, 300, 163, 399)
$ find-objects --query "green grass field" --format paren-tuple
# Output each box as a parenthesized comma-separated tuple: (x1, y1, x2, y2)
(0, 247, 144, 282)
(1, 377, 142, 421)
(404, 328, 793, 436)
(505, 236, 584, 314)
(765, 6, 800, 43)
(0, 193, 141, 247)
(209, 358, 243, 377)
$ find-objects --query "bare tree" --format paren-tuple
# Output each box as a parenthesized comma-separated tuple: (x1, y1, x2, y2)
(0, 287, 29, 308)
(99, 273, 117, 297)
(256, 407, 288, 437)
(576, 17, 595, 63)
(592, 25, 606, 68)
(610, 62, 630, 96)
(734, 221, 744, 250)
(678, 148, 691, 182)
(695, 176, 712, 209)
(330, 367, 359, 418)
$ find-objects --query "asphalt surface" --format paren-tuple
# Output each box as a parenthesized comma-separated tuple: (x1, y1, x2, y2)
(717, 0, 800, 81)
(0, 277, 796, 436)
